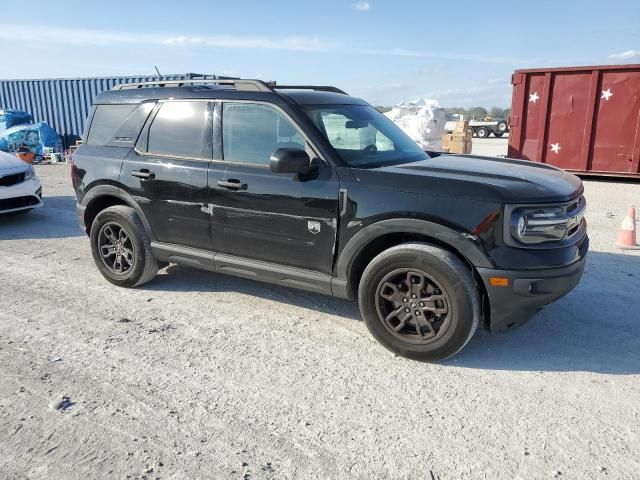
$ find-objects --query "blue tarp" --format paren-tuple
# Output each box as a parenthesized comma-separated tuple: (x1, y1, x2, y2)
(0, 109, 33, 133)
(0, 122, 62, 158)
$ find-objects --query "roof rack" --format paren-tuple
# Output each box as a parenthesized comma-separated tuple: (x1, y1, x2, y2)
(274, 85, 347, 95)
(112, 79, 348, 95)
(112, 79, 275, 91)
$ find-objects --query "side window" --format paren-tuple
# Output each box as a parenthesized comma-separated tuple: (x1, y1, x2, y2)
(222, 103, 305, 165)
(87, 104, 138, 145)
(320, 112, 393, 151)
(147, 101, 211, 159)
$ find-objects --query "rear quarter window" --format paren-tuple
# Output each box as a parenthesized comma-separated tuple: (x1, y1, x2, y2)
(146, 101, 212, 159)
(86, 104, 138, 145)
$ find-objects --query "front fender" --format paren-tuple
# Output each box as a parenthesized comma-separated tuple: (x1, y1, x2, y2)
(331, 218, 493, 299)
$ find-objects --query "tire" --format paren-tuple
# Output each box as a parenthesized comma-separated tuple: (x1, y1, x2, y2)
(476, 126, 489, 138)
(493, 132, 504, 138)
(496, 120, 508, 133)
(358, 243, 480, 361)
(89, 205, 159, 287)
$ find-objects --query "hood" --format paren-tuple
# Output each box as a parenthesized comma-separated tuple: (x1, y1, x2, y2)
(0, 150, 30, 174)
(354, 154, 583, 204)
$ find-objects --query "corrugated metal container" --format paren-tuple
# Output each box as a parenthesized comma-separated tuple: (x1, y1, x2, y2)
(508, 64, 640, 177)
(0, 73, 222, 149)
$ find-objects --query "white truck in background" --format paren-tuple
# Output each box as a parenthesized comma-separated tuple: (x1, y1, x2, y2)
(444, 114, 509, 138)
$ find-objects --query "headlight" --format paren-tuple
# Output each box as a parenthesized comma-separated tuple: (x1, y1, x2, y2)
(511, 207, 567, 243)
(23, 166, 35, 181)
(510, 203, 584, 244)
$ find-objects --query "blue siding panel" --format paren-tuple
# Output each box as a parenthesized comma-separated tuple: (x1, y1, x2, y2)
(0, 73, 219, 148)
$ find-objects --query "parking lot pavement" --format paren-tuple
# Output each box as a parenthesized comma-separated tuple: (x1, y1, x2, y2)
(1, 164, 639, 479)
(471, 135, 509, 157)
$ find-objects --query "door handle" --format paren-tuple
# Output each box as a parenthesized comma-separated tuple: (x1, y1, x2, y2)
(217, 179, 247, 190)
(131, 169, 155, 180)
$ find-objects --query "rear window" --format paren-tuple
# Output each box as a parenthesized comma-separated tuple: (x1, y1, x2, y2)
(86, 104, 138, 145)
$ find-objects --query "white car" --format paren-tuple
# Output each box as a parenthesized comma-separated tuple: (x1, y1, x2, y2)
(0, 151, 43, 215)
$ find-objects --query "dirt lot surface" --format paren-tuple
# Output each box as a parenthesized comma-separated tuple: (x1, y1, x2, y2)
(1, 165, 639, 479)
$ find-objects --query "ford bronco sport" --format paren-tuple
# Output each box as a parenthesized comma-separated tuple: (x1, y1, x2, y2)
(72, 79, 588, 361)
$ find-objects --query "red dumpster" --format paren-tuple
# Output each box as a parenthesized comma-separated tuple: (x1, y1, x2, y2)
(508, 64, 640, 178)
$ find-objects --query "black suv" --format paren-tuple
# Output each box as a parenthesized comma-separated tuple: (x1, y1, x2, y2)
(72, 79, 588, 361)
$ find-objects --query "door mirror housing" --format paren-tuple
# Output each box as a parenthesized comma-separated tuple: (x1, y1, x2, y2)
(270, 148, 312, 174)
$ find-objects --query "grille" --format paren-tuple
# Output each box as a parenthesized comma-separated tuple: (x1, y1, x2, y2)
(0, 172, 26, 187)
(0, 195, 39, 211)
(565, 196, 587, 240)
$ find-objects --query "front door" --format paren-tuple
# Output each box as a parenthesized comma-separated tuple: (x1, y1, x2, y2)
(120, 100, 213, 250)
(210, 101, 339, 275)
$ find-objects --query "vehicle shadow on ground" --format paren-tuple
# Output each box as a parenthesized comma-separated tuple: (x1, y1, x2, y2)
(149, 251, 640, 375)
(448, 250, 640, 375)
(148, 264, 362, 321)
(0, 195, 82, 240)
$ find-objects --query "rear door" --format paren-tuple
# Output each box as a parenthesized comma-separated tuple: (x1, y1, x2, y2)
(120, 100, 213, 250)
(209, 101, 339, 275)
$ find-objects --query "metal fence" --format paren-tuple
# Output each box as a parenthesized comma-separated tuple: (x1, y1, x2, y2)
(0, 73, 222, 149)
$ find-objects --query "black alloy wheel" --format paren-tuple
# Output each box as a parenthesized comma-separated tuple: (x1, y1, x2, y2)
(376, 269, 452, 344)
(97, 221, 135, 275)
(358, 243, 480, 361)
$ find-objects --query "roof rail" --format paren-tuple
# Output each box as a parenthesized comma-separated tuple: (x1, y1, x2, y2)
(111, 79, 348, 95)
(274, 85, 348, 95)
(112, 79, 275, 92)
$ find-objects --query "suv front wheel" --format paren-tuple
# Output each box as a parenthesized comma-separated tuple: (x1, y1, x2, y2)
(358, 243, 480, 361)
(89, 205, 159, 287)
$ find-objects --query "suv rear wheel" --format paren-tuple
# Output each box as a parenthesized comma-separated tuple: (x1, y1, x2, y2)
(358, 243, 480, 361)
(89, 205, 159, 287)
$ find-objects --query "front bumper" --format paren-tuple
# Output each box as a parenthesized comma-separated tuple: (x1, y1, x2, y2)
(478, 239, 588, 333)
(0, 178, 43, 214)
(76, 202, 87, 230)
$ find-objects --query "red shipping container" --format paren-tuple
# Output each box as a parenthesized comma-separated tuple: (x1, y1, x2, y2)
(508, 64, 640, 177)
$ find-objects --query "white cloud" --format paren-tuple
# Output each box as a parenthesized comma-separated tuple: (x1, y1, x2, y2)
(608, 49, 640, 61)
(353, 1, 371, 11)
(0, 23, 530, 65)
(162, 34, 328, 52)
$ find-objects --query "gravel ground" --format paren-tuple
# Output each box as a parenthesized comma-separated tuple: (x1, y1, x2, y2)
(1, 164, 639, 480)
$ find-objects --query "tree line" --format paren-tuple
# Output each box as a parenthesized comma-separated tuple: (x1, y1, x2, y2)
(445, 107, 510, 120)
(376, 105, 511, 120)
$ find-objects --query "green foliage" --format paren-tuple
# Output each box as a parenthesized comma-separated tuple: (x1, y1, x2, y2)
(444, 106, 510, 120)
(376, 104, 511, 120)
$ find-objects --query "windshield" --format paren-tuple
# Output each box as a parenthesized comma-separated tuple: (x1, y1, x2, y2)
(305, 104, 429, 168)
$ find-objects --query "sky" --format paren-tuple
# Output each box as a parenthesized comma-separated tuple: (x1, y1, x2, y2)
(0, 0, 638, 108)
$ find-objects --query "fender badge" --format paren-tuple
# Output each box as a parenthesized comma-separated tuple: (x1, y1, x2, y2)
(307, 221, 321, 234)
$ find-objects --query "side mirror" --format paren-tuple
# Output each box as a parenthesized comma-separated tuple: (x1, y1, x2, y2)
(270, 148, 312, 174)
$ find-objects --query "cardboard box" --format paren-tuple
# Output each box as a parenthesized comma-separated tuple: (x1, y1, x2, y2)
(442, 133, 451, 151)
(442, 131, 472, 154)
(454, 120, 469, 133)
(449, 140, 472, 154)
